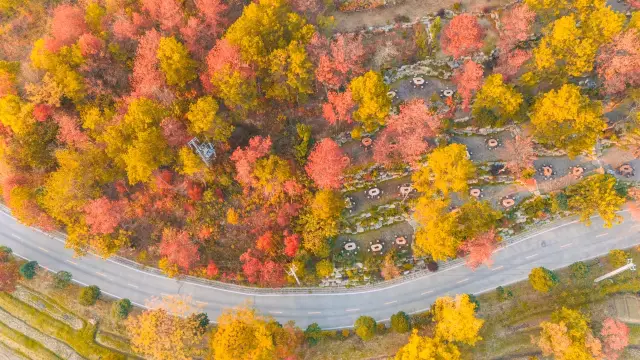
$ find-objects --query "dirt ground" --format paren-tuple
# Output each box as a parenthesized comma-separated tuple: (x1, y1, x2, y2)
(332, 0, 516, 32)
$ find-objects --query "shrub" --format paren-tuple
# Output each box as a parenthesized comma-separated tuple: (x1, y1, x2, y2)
(390, 311, 411, 333)
(496, 286, 513, 301)
(52, 270, 72, 289)
(354, 316, 376, 341)
(609, 249, 628, 268)
(569, 261, 589, 279)
(467, 293, 480, 312)
(376, 322, 386, 333)
(341, 329, 350, 338)
(191, 312, 209, 334)
(427, 261, 438, 272)
(19, 261, 38, 280)
(0, 246, 12, 261)
(305, 323, 323, 345)
(111, 299, 132, 319)
(79, 285, 101, 306)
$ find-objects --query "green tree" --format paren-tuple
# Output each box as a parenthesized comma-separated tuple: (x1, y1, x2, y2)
(529, 267, 559, 293)
(530, 84, 606, 158)
(112, 299, 133, 319)
(569, 261, 589, 279)
(304, 323, 323, 345)
(566, 174, 625, 227)
(19, 261, 38, 280)
(157, 37, 197, 88)
(315, 259, 333, 278)
(79, 285, 101, 306)
(191, 312, 209, 334)
(53, 271, 72, 289)
(472, 74, 524, 127)
(354, 316, 377, 341)
(294, 123, 312, 164)
(349, 71, 391, 132)
(391, 311, 411, 333)
(186, 96, 233, 141)
(608, 249, 628, 268)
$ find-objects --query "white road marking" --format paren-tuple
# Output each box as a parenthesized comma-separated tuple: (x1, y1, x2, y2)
(127, 283, 139, 289)
(491, 265, 504, 271)
(456, 278, 469, 284)
(560, 242, 573, 248)
(269, 311, 283, 314)
(11, 233, 21, 239)
(96, 272, 109, 278)
(308, 311, 322, 315)
(596, 233, 609, 238)
(37, 246, 49, 253)
(631, 224, 640, 229)
(195, 301, 208, 306)
(65, 260, 77, 265)
(345, 308, 360, 312)
(384, 300, 397, 305)
(525, 253, 538, 259)
(421, 290, 433, 295)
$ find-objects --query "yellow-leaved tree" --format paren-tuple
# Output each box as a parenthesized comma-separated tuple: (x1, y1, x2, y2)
(157, 36, 197, 88)
(533, 307, 603, 360)
(100, 98, 173, 184)
(126, 298, 205, 360)
(471, 74, 524, 127)
(565, 174, 626, 227)
(348, 70, 392, 132)
(299, 189, 344, 258)
(433, 294, 484, 345)
(412, 143, 476, 197)
(530, 84, 606, 158)
(186, 96, 233, 141)
(413, 197, 460, 261)
(395, 294, 484, 359)
(210, 306, 303, 360)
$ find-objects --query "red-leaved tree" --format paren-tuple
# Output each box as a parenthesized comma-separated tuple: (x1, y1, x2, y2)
(194, 0, 228, 35)
(284, 233, 300, 257)
(230, 136, 272, 186)
(159, 228, 200, 271)
(305, 138, 350, 189)
(78, 33, 104, 57)
(131, 29, 166, 98)
(494, 49, 531, 81)
(453, 60, 484, 111)
(160, 117, 191, 147)
(498, 4, 536, 51)
(315, 34, 366, 89)
(601, 318, 629, 360)
(373, 99, 441, 167)
(206, 260, 219, 278)
(46, 4, 88, 52)
(596, 29, 640, 95)
(54, 114, 90, 149)
(459, 229, 498, 270)
(260, 260, 286, 287)
(141, 0, 183, 32)
(83, 197, 128, 235)
(322, 90, 354, 126)
(441, 14, 485, 59)
(240, 249, 262, 283)
(256, 231, 279, 256)
(33, 104, 53, 122)
(500, 135, 537, 179)
(204, 39, 254, 93)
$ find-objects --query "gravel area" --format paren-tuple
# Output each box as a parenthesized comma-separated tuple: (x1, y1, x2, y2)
(12, 287, 83, 330)
(0, 308, 84, 360)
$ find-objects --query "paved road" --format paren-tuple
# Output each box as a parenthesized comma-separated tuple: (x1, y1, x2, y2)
(1, 209, 639, 329)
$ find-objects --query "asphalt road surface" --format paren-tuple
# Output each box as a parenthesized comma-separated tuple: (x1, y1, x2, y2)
(1, 209, 639, 329)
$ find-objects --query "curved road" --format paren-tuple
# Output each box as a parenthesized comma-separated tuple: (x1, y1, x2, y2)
(1, 209, 639, 329)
